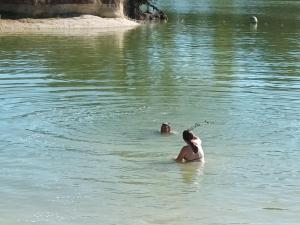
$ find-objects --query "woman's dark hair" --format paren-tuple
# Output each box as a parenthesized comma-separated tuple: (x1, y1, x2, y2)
(182, 130, 198, 153)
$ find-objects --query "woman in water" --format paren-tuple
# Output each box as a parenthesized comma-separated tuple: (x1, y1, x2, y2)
(175, 130, 205, 163)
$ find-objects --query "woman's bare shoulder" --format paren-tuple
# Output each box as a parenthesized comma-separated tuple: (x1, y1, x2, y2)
(181, 145, 189, 150)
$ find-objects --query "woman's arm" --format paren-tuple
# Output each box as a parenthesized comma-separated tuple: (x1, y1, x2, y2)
(191, 136, 201, 145)
(175, 147, 187, 163)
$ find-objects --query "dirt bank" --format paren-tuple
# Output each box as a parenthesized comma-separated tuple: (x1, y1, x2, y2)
(0, 15, 139, 33)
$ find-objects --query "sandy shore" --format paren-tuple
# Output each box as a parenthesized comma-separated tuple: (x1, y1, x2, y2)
(0, 15, 140, 33)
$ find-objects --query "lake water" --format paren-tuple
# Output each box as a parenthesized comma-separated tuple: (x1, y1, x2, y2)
(0, 0, 299, 224)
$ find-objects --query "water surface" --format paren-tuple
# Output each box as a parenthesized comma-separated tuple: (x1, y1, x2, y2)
(0, 0, 299, 224)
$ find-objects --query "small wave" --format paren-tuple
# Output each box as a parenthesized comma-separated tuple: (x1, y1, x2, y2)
(263, 207, 288, 211)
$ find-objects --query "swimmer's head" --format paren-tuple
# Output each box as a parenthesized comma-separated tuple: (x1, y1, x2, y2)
(182, 130, 194, 142)
(161, 122, 171, 134)
(183, 129, 198, 153)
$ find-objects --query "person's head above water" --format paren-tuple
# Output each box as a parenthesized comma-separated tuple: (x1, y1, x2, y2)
(182, 129, 194, 142)
(182, 129, 198, 153)
(160, 122, 171, 134)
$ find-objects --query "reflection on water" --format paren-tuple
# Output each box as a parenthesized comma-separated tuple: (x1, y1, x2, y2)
(0, 1, 300, 225)
(179, 162, 205, 184)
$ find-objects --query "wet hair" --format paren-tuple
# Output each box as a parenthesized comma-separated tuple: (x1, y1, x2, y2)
(182, 130, 198, 153)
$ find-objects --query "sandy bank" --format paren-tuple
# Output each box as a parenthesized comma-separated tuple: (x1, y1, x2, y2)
(0, 15, 139, 33)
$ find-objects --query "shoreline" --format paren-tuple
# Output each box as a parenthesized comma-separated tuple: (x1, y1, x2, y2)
(0, 15, 140, 33)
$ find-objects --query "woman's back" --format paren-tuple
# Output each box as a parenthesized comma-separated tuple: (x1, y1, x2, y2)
(182, 145, 201, 162)
(176, 131, 205, 163)
(184, 137, 204, 162)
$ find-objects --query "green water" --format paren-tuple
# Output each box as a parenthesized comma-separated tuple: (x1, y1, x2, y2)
(0, 1, 299, 224)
